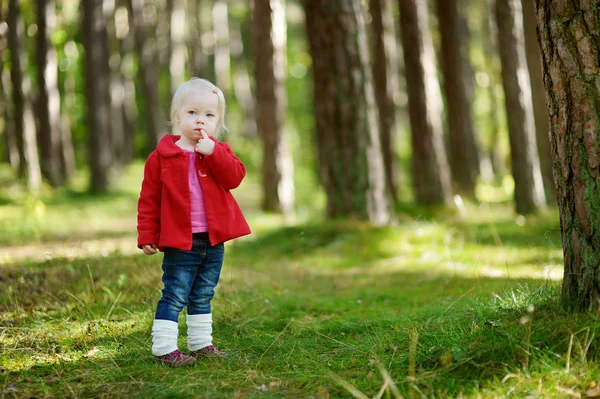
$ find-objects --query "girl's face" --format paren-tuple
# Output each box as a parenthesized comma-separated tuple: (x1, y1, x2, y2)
(175, 90, 220, 144)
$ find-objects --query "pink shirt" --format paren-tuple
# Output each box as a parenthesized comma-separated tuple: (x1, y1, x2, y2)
(186, 150, 208, 232)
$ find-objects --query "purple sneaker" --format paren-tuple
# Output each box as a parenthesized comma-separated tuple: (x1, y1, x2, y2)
(156, 349, 196, 367)
(190, 345, 228, 358)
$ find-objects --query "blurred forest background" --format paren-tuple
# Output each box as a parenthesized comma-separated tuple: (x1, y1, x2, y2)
(0, 0, 555, 218)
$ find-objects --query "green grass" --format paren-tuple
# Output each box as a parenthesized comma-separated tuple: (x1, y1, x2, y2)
(1, 164, 599, 398)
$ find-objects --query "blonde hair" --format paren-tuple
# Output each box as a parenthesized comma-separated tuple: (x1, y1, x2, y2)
(169, 77, 228, 135)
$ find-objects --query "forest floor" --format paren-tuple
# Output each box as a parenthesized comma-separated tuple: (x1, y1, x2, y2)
(1, 163, 599, 398)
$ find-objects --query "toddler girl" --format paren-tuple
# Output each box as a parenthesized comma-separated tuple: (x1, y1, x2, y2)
(137, 77, 251, 366)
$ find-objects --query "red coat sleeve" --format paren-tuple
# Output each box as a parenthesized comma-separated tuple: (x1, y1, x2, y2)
(203, 138, 246, 190)
(137, 151, 162, 247)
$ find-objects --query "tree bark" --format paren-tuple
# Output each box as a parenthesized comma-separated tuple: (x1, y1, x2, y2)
(82, 0, 112, 193)
(8, 0, 42, 191)
(495, 0, 545, 214)
(304, 0, 394, 225)
(536, 1, 600, 311)
(170, 0, 186, 98)
(105, 0, 127, 171)
(187, 0, 207, 77)
(36, 0, 66, 186)
(436, 0, 478, 199)
(0, 4, 18, 168)
(127, 0, 165, 149)
(213, 0, 231, 92)
(397, 0, 452, 205)
(230, 7, 257, 137)
(369, 0, 399, 203)
(522, 0, 555, 204)
(253, 0, 294, 215)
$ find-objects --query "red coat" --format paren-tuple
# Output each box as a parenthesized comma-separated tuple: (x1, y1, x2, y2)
(137, 134, 251, 249)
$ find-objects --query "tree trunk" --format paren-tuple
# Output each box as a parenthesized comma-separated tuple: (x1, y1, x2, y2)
(36, 0, 66, 186)
(522, 0, 555, 204)
(127, 0, 165, 149)
(482, 8, 505, 182)
(82, 0, 112, 193)
(105, 0, 127, 171)
(495, 0, 545, 214)
(0, 3, 18, 168)
(231, 7, 257, 138)
(60, 41, 77, 179)
(397, 0, 452, 205)
(116, 0, 136, 164)
(435, 0, 478, 199)
(304, 0, 394, 225)
(187, 0, 207, 76)
(536, 2, 600, 311)
(213, 0, 231, 92)
(8, 0, 42, 191)
(254, 0, 294, 215)
(369, 0, 399, 203)
(170, 0, 186, 98)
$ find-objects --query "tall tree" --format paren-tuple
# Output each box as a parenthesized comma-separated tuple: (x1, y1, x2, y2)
(495, 0, 545, 214)
(104, 0, 127, 170)
(213, 0, 231, 92)
(536, 2, 600, 310)
(522, 0, 555, 204)
(82, 0, 112, 192)
(253, 0, 294, 215)
(481, 5, 505, 181)
(127, 0, 165, 148)
(435, 0, 479, 199)
(0, 4, 18, 168)
(369, 0, 399, 202)
(8, 0, 42, 191)
(114, 0, 136, 165)
(303, 0, 394, 225)
(169, 0, 186, 97)
(187, 0, 207, 76)
(230, 6, 257, 137)
(36, 0, 66, 186)
(397, 0, 452, 205)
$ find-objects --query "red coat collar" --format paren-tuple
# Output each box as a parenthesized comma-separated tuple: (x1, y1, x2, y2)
(157, 134, 183, 158)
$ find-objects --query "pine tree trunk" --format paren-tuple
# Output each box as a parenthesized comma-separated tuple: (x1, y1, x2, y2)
(127, 0, 165, 149)
(254, 0, 294, 215)
(116, 0, 136, 164)
(397, 0, 452, 205)
(522, 0, 555, 204)
(496, 0, 545, 214)
(536, 1, 600, 311)
(482, 7, 505, 182)
(188, 0, 207, 77)
(213, 0, 230, 92)
(304, 0, 393, 225)
(82, 0, 112, 193)
(36, 0, 66, 186)
(8, 0, 42, 191)
(0, 3, 18, 168)
(105, 0, 126, 171)
(170, 0, 186, 97)
(231, 8, 257, 138)
(436, 0, 478, 199)
(369, 0, 399, 203)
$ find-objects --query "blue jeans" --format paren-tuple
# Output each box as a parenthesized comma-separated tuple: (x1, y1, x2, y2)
(154, 233, 225, 322)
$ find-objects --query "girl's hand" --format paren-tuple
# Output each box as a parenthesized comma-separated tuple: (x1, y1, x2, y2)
(195, 130, 215, 155)
(142, 244, 157, 255)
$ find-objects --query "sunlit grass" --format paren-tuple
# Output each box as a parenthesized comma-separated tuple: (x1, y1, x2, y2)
(1, 164, 599, 398)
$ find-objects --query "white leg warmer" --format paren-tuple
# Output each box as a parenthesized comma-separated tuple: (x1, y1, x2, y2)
(187, 313, 213, 351)
(151, 319, 179, 356)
